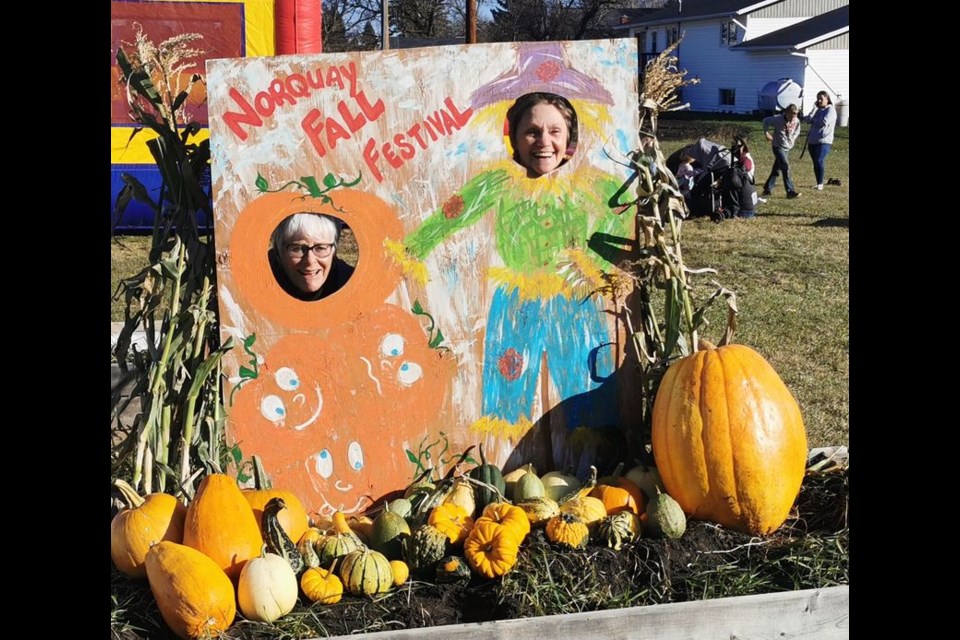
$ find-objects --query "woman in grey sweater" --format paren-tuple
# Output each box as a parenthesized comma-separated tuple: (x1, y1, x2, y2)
(804, 92, 838, 191)
(761, 104, 802, 199)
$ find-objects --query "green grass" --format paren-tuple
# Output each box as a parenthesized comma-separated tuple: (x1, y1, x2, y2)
(111, 117, 848, 448)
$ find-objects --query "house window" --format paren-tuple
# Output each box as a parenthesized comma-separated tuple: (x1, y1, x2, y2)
(650, 30, 658, 52)
(666, 27, 679, 47)
(721, 21, 739, 46)
(719, 88, 736, 106)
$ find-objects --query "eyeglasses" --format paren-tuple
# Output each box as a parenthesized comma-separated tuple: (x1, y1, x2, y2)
(285, 242, 335, 258)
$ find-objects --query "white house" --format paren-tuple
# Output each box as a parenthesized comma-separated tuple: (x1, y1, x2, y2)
(615, 0, 849, 116)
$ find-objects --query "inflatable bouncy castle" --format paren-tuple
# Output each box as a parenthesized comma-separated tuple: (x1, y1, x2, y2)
(110, 0, 322, 231)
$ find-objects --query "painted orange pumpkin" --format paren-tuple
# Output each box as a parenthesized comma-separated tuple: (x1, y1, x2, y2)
(651, 342, 808, 536)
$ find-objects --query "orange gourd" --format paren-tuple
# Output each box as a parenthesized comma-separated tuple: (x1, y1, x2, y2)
(463, 520, 521, 579)
(427, 503, 475, 546)
(242, 488, 309, 543)
(651, 341, 808, 536)
(145, 541, 236, 639)
(589, 480, 646, 516)
(475, 502, 531, 539)
(111, 479, 186, 578)
(183, 474, 264, 580)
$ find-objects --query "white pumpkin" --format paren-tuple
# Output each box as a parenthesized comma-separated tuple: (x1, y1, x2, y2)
(540, 470, 581, 502)
(237, 548, 299, 623)
(624, 463, 663, 502)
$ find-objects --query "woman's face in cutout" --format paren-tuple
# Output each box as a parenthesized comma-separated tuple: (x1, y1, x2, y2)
(514, 103, 570, 178)
(279, 228, 337, 294)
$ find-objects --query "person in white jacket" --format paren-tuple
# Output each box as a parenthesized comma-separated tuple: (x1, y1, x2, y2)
(761, 104, 802, 199)
(804, 92, 838, 191)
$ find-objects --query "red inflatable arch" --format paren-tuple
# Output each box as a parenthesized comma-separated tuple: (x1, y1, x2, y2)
(275, 0, 323, 54)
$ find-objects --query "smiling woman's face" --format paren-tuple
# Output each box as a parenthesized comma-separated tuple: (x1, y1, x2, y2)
(514, 103, 570, 178)
(280, 228, 337, 294)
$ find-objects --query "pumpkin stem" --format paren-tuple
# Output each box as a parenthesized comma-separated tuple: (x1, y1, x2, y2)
(114, 478, 145, 509)
(697, 339, 716, 352)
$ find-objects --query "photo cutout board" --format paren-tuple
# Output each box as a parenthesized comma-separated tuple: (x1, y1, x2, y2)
(207, 39, 641, 518)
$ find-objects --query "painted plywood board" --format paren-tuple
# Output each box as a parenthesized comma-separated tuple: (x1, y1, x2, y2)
(207, 39, 641, 518)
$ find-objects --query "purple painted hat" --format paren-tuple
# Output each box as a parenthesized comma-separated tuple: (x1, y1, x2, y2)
(470, 42, 614, 110)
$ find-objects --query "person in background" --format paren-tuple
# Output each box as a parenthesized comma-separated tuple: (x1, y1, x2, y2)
(268, 212, 355, 301)
(761, 104, 802, 199)
(804, 91, 837, 191)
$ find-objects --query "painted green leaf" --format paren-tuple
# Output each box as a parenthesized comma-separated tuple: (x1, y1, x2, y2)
(406, 450, 420, 465)
(412, 299, 424, 314)
(323, 173, 338, 188)
(429, 329, 445, 349)
(255, 173, 269, 192)
(300, 176, 322, 196)
(244, 333, 257, 348)
(238, 365, 256, 378)
(231, 445, 243, 464)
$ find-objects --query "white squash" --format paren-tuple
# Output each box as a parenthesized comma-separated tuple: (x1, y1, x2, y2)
(540, 470, 580, 502)
(237, 547, 299, 622)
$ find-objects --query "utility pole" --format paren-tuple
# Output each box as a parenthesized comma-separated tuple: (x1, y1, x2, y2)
(382, 0, 390, 50)
(466, 0, 477, 44)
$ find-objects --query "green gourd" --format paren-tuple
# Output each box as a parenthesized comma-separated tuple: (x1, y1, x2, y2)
(468, 443, 506, 511)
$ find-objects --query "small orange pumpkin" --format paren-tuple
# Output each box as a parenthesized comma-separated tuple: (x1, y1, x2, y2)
(300, 567, 344, 604)
(589, 480, 646, 516)
(428, 503, 475, 546)
(475, 502, 530, 539)
(463, 520, 521, 579)
(651, 341, 808, 536)
(111, 479, 186, 578)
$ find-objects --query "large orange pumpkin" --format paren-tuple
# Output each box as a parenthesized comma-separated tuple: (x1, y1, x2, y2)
(651, 342, 807, 536)
(145, 541, 236, 639)
(183, 474, 264, 580)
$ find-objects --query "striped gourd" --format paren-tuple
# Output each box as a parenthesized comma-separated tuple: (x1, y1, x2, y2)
(338, 548, 393, 596)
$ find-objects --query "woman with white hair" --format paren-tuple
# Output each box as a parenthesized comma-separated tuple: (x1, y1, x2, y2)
(268, 213, 355, 301)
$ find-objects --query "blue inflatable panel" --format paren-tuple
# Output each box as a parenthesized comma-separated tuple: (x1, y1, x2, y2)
(111, 164, 213, 234)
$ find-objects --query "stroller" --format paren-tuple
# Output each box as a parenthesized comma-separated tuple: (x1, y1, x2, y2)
(667, 137, 758, 221)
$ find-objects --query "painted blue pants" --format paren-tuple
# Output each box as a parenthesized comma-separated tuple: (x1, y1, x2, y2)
(481, 286, 618, 428)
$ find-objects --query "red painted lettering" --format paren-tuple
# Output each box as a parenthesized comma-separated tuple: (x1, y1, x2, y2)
(268, 79, 296, 107)
(326, 66, 344, 91)
(255, 92, 276, 118)
(394, 133, 415, 160)
(340, 62, 358, 97)
(301, 109, 327, 157)
(362, 138, 384, 183)
(425, 113, 444, 139)
(305, 68, 325, 89)
(337, 99, 367, 134)
(222, 87, 263, 141)
(407, 123, 428, 149)
(355, 91, 386, 122)
(286, 74, 310, 98)
(325, 116, 351, 151)
(382, 141, 402, 169)
(443, 97, 473, 130)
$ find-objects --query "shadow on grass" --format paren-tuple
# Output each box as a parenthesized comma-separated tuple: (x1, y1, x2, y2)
(812, 218, 848, 228)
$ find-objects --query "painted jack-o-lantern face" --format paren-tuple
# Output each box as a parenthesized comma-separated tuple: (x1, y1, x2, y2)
(230, 306, 456, 519)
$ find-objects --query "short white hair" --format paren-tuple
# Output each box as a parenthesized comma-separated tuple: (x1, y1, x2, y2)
(271, 213, 340, 253)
